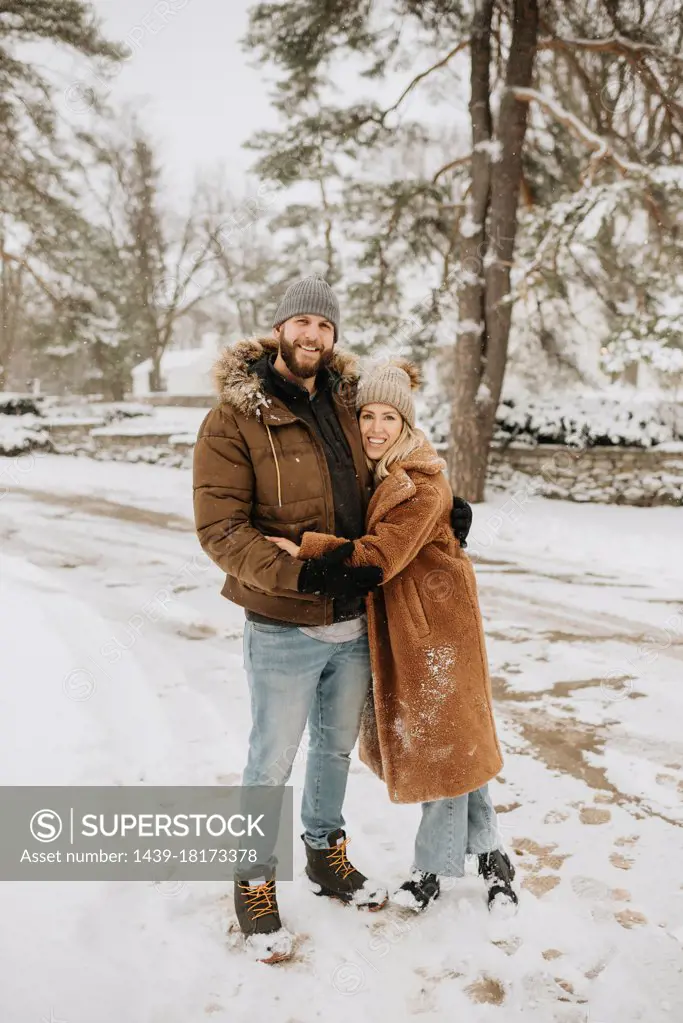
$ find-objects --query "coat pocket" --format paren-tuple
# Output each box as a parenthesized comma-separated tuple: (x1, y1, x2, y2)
(398, 575, 431, 639)
(253, 514, 321, 541)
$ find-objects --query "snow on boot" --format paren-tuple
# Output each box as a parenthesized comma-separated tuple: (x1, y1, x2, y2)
(303, 829, 388, 911)
(392, 870, 441, 912)
(233, 868, 294, 963)
(478, 849, 518, 912)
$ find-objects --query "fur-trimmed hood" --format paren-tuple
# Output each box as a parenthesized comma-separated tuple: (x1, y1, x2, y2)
(212, 336, 360, 417)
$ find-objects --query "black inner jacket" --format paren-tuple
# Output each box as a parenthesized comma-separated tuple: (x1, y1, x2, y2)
(245, 353, 366, 628)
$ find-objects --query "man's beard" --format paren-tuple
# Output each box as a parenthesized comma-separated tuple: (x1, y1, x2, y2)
(278, 329, 333, 380)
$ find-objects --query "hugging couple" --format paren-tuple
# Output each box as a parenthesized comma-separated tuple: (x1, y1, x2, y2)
(193, 274, 517, 964)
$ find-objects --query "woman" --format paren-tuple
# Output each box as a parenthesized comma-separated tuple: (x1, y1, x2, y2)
(267, 360, 517, 913)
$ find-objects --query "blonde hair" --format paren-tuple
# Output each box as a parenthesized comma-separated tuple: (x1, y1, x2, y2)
(364, 417, 425, 483)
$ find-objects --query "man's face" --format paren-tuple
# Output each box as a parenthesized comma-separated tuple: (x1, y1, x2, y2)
(274, 315, 335, 380)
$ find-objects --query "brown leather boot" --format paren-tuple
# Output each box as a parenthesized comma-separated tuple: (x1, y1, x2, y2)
(233, 866, 294, 963)
(303, 829, 388, 910)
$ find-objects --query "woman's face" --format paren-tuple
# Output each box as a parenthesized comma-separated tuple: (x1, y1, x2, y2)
(359, 403, 403, 461)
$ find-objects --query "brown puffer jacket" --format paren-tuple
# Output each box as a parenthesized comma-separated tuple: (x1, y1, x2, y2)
(192, 337, 372, 624)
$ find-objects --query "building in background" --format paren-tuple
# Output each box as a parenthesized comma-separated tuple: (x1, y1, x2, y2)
(131, 333, 223, 397)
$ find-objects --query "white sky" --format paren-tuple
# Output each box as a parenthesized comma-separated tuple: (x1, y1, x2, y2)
(87, 0, 279, 195)
(79, 1, 469, 201)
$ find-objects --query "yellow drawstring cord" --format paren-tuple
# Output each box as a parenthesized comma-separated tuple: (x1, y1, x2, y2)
(264, 423, 282, 507)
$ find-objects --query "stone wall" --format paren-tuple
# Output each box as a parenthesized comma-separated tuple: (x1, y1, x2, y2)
(123, 393, 213, 408)
(487, 443, 683, 506)
(86, 428, 193, 467)
(42, 418, 105, 449)
(40, 418, 683, 506)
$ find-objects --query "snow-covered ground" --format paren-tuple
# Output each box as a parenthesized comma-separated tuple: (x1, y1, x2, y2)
(1, 453, 682, 1022)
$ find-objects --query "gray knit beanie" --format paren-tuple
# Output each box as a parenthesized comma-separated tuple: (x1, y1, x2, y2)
(272, 273, 340, 340)
(356, 359, 420, 428)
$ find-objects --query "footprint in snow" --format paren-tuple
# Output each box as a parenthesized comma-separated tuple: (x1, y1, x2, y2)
(614, 834, 640, 847)
(609, 852, 634, 870)
(579, 806, 612, 825)
(465, 974, 506, 1005)
(614, 908, 648, 929)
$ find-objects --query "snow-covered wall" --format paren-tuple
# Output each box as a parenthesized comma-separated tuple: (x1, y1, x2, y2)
(488, 443, 683, 506)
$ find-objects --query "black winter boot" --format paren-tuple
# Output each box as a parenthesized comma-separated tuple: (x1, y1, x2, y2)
(393, 870, 441, 912)
(233, 865, 294, 963)
(303, 829, 388, 910)
(478, 849, 518, 911)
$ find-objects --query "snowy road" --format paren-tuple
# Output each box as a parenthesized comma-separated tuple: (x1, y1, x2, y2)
(1, 453, 682, 1022)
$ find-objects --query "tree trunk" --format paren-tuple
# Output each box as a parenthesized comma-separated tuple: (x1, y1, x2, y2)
(236, 300, 251, 337)
(149, 352, 163, 392)
(0, 234, 9, 390)
(623, 360, 638, 386)
(110, 378, 126, 402)
(449, 0, 539, 501)
(0, 246, 25, 394)
(448, 0, 494, 500)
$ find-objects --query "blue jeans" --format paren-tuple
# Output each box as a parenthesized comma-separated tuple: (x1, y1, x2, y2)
(413, 785, 501, 877)
(241, 622, 371, 858)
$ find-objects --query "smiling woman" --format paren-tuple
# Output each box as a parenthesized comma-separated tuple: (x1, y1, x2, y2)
(359, 403, 403, 461)
(355, 362, 425, 482)
(264, 356, 516, 914)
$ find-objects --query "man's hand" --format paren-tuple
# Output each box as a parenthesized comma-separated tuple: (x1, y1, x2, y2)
(450, 496, 473, 548)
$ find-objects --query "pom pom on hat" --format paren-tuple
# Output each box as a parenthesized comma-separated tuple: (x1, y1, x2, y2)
(390, 358, 421, 390)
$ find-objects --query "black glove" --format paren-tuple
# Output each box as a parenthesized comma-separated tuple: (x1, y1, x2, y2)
(450, 496, 473, 548)
(297, 541, 383, 599)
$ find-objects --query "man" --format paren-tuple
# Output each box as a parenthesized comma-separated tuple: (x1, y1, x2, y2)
(193, 274, 472, 963)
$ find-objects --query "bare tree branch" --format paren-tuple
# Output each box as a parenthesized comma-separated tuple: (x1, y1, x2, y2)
(432, 153, 471, 183)
(0, 248, 60, 302)
(381, 40, 470, 122)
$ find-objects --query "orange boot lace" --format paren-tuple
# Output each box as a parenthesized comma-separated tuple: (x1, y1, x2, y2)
(327, 837, 356, 880)
(239, 878, 277, 920)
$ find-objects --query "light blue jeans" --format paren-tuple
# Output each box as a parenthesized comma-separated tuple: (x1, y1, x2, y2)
(241, 621, 372, 862)
(414, 785, 502, 877)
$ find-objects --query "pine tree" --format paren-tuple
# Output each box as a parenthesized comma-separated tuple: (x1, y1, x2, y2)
(0, 1, 120, 388)
(83, 123, 226, 396)
(244, 0, 683, 499)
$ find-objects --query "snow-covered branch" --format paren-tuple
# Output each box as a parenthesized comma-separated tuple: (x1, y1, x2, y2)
(512, 87, 649, 180)
(538, 33, 683, 66)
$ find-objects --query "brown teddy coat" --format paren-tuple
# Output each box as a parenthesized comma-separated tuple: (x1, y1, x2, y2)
(298, 439, 504, 804)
